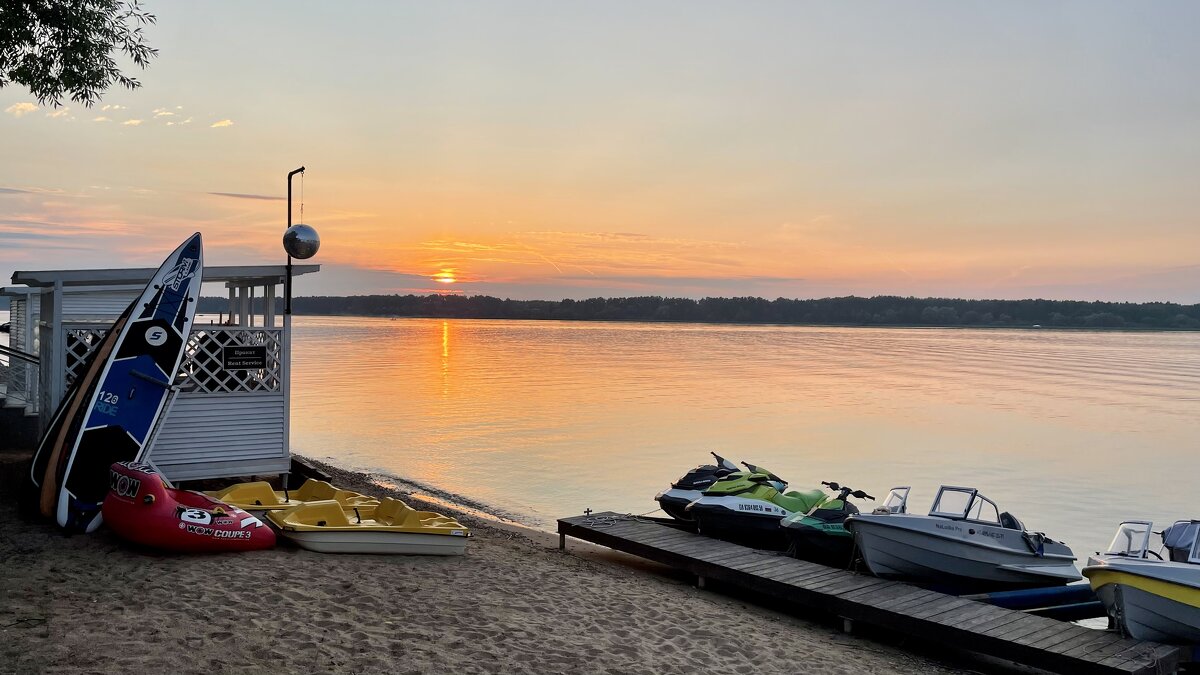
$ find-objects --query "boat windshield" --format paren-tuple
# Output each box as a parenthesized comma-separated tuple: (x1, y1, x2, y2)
(1105, 521, 1153, 557)
(966, 495, 1001, 524)
(929, 486, 1001, 523)
(1190, 527, 1200, 564)
(881, 487, 909, 514)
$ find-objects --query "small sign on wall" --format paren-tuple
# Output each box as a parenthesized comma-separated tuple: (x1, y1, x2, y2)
(222, 345, 266, 370)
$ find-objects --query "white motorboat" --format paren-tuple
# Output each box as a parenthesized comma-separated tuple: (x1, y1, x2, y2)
(1084, 520, 1200, 643)
(845, 486, 1081, 591)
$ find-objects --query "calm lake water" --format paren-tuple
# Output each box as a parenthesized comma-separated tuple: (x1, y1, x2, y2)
(4, 308, 1194, 557)
(288, 316, 1199, 558)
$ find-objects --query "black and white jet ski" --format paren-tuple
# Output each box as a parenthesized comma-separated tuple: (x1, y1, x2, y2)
(655, 452, 740, 522)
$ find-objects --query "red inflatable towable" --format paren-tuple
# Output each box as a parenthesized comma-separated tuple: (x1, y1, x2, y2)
(102, 462, 275, 552)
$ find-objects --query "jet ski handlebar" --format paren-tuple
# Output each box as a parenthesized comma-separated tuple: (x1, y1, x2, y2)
(822, 481, 874, 501)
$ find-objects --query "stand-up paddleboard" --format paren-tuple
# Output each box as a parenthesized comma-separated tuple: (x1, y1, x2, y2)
(56, 233, 203, 532)
(30, 309, 132, 517)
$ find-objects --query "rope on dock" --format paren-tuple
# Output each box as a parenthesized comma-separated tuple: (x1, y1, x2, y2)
(581, 510, 661, 528)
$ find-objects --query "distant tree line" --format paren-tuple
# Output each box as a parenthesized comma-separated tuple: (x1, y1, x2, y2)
(197, 294, 1200, 330)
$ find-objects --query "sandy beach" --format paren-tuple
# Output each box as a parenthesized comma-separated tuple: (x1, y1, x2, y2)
(0, 453, 980, 675)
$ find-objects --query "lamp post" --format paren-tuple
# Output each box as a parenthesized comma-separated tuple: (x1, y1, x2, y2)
(283, 166, 320, 315)
(281, 167, 319, 497)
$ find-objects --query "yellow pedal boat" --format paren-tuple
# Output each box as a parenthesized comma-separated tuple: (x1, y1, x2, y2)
(204, 479, 379, 515)
(266, 498, 469, 555)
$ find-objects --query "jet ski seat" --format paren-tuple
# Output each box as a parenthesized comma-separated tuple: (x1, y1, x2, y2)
(776, 488, 828, 514)
(999, 512, 1024, 531)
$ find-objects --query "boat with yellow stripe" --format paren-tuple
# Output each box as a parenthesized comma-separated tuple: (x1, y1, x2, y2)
(1083, 520, 1200, 643)
(266, 497, 469, 555)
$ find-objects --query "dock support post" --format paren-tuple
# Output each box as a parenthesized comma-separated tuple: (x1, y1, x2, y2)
(841, 617, 854, 634)
(559, 533, 565, 550)
(697, 576, 707, 589)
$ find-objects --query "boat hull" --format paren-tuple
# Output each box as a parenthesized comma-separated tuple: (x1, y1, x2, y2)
(848, 515, 1080, 591)
(687, 497, 788, 550)
(280, 530, 467, 555)
(782, 524, 855, 566)
(1087, 564, 1200, 643)
(655, 488, 701, 522)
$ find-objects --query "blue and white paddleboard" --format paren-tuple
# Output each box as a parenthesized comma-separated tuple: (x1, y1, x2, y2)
(56, 233, 204, 532)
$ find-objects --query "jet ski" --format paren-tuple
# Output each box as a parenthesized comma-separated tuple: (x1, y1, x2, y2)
(655, 452, 740, 522)
(779, 481, 874, 566)
(1084, 519, 1200, 643)
(845, 485, 1081, 591)
(685, 463, 827, 550)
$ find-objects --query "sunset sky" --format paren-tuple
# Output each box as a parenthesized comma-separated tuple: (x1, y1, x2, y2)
(2, 2, 1199, 302)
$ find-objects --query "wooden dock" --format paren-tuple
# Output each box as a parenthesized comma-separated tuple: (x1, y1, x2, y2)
(558, 512, 1192, 675)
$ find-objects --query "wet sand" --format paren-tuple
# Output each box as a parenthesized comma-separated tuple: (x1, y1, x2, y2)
(0, 453, 980, 674)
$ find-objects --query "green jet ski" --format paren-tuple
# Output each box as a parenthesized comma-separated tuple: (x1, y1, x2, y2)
(684, 463, 829, 550)
(779, 481, 874, 567)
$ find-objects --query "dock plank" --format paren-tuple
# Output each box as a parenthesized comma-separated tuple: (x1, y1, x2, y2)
(838, 580, 910, 602)
(954, 609, 1026, 635)
(558, 513, 1188, 675)
(1045, 630, 1120, 658)
(1060, 634, 1138, 660)
(928, 602, 1001, 627)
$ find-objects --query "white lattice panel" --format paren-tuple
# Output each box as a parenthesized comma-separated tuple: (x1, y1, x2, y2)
(181, 328, 282, 393)
(64, 328, 108, 387)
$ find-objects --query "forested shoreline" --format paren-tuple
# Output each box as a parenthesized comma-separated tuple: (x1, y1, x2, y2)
(197, 294, 1200, 330)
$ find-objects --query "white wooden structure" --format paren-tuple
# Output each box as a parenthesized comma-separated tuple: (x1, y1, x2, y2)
(1, 287, 40, 415)
(5, 264, 319, 481)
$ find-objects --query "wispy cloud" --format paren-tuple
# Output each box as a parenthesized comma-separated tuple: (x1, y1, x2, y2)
(153, 108, 174, 117)
(122, 119, 143, 126)
(0, 186, 64, 195)
(210, 119, 234, 128)
(101, 104, 126, 111)
(208, 192, 284, 201)
(93, 116, 111, 123)
(5, 102, 37, 117)
(45, 107, 70, 119)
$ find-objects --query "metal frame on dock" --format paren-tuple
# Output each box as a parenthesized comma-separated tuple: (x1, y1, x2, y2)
(558, 512, 1192, 675)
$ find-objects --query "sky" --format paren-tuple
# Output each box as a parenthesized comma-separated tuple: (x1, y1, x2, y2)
(2, 1, 1199, 302)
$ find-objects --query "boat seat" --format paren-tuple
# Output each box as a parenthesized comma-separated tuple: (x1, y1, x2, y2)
(374, 499, 423, 528)
(287, 499, 356, 527)
(206, 479, 379, 510)
(208, 481, 283, 507)
(292, 480, 377, 505)
(375, 499, 448, 527)
(1162, 522, 1199, 562)
(373, 498, 461, 529)
(999, 511, 1024, 531)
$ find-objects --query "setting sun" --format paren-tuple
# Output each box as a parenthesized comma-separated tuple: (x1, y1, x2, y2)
(433, 270, 457, 284)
